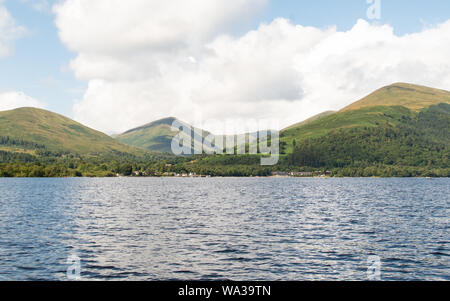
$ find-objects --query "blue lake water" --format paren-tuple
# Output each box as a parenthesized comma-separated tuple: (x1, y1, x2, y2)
(0, 177, 448, 281)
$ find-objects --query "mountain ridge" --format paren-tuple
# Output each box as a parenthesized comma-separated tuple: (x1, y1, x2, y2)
(122, 117, 179, 135)
(116, 117, 213, 153)
(115, 83, 450, 153)
(1, 82, 449, 177)
(341, 82, 450, 112)
(0, 107, 145, 156)
(1, 82, 448, 157)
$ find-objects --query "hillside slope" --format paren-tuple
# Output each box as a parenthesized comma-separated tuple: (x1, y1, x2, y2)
(341, 83, 450, 112)
(281, 83, 450, 153)
(287, 103, 449, 175)
(116, 117, 215, 153)
(0, 107, 143, 156)
(283, 111, 336, 131)
(117, 117, 273, 154)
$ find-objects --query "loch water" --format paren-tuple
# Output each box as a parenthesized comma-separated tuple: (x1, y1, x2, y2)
(0, 177, 448, 280)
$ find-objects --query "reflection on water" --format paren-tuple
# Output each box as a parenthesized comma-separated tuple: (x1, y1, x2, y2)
(0, 178, 448, 280)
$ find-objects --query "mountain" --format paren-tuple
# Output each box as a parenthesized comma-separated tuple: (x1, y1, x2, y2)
(282, 111, 336, 131)
(281, 83, 450, 147)
(116, 117, 181, 153)
(278, 83, 450, 174)
(116, 83, 450, 157)
(116, 117, 274, 154)
(116, 117, 216, 153)
(285, 103, 450, 174)
(1, 83, 449, 177)
(0, 107, 143, 156)
(341, 83, 450, 112)
(183, 82, 449, 177)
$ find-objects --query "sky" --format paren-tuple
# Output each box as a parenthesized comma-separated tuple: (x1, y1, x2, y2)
(0, 0, 449, 134)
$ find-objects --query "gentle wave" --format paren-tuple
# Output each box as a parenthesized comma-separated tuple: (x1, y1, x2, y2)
(0, 177, 448, 281)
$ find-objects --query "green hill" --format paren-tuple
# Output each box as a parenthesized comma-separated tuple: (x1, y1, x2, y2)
(117, 117, 273, 154)
(185, 83, 449, 177)
(116, 83, 450, 163)
(184, 103, 449, 177)
(0, 107, 143, 157)
(280, 83, 450, 153)
(275, 83, 450, 176)
(116, 117, 216, 153)
(282, 111, 336, 131)
(286, 103, 449, 176)
(116, 117, 179, 153)
(2, 82, 449, 178)
(341, 82, 450, 112)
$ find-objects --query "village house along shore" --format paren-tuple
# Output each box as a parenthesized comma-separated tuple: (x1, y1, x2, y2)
(119, 171, 333, 178)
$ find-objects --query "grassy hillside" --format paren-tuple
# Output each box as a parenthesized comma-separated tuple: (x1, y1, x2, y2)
(282, 111, 336, 131)
(341, 83, 450, 112)
(179, 103, 449, 177)
(1, 83, 449, 178)
(116, 117, 216, 153)
(116, 117, 266, 154)
(116, 83, 450, 159)
(186, 82, 449, 177)
(117, 117, 179, 153)
(0, 107, 143, 156)
(280, 106, 415, 153)
(280, 83, 450, 154)
(287, 103, 449, 176)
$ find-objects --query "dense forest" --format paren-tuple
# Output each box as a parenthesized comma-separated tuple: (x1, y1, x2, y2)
(288, 103, 449, 177)
(0, 136, 46, 150)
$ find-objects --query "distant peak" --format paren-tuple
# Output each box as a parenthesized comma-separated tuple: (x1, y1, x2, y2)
(2, 106, 66, 118)
(386, 82, 414, 87)
(341, 82, 450, 112)
(382, 82, 449, 92)
(157, 117, 178, 124)
(6, 106, 45, 112)
(121, 117, 181, 135)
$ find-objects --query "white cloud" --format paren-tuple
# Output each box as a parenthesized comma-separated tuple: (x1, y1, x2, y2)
(0, 91, 46, 111)
(0, 1, 26, 57)
(53, 1, 450, 134)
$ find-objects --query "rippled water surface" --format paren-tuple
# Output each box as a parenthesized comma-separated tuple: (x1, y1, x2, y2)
(0, 178, 448, 280)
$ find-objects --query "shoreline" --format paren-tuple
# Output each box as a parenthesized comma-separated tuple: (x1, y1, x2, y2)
(0, 176, 445, 179)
